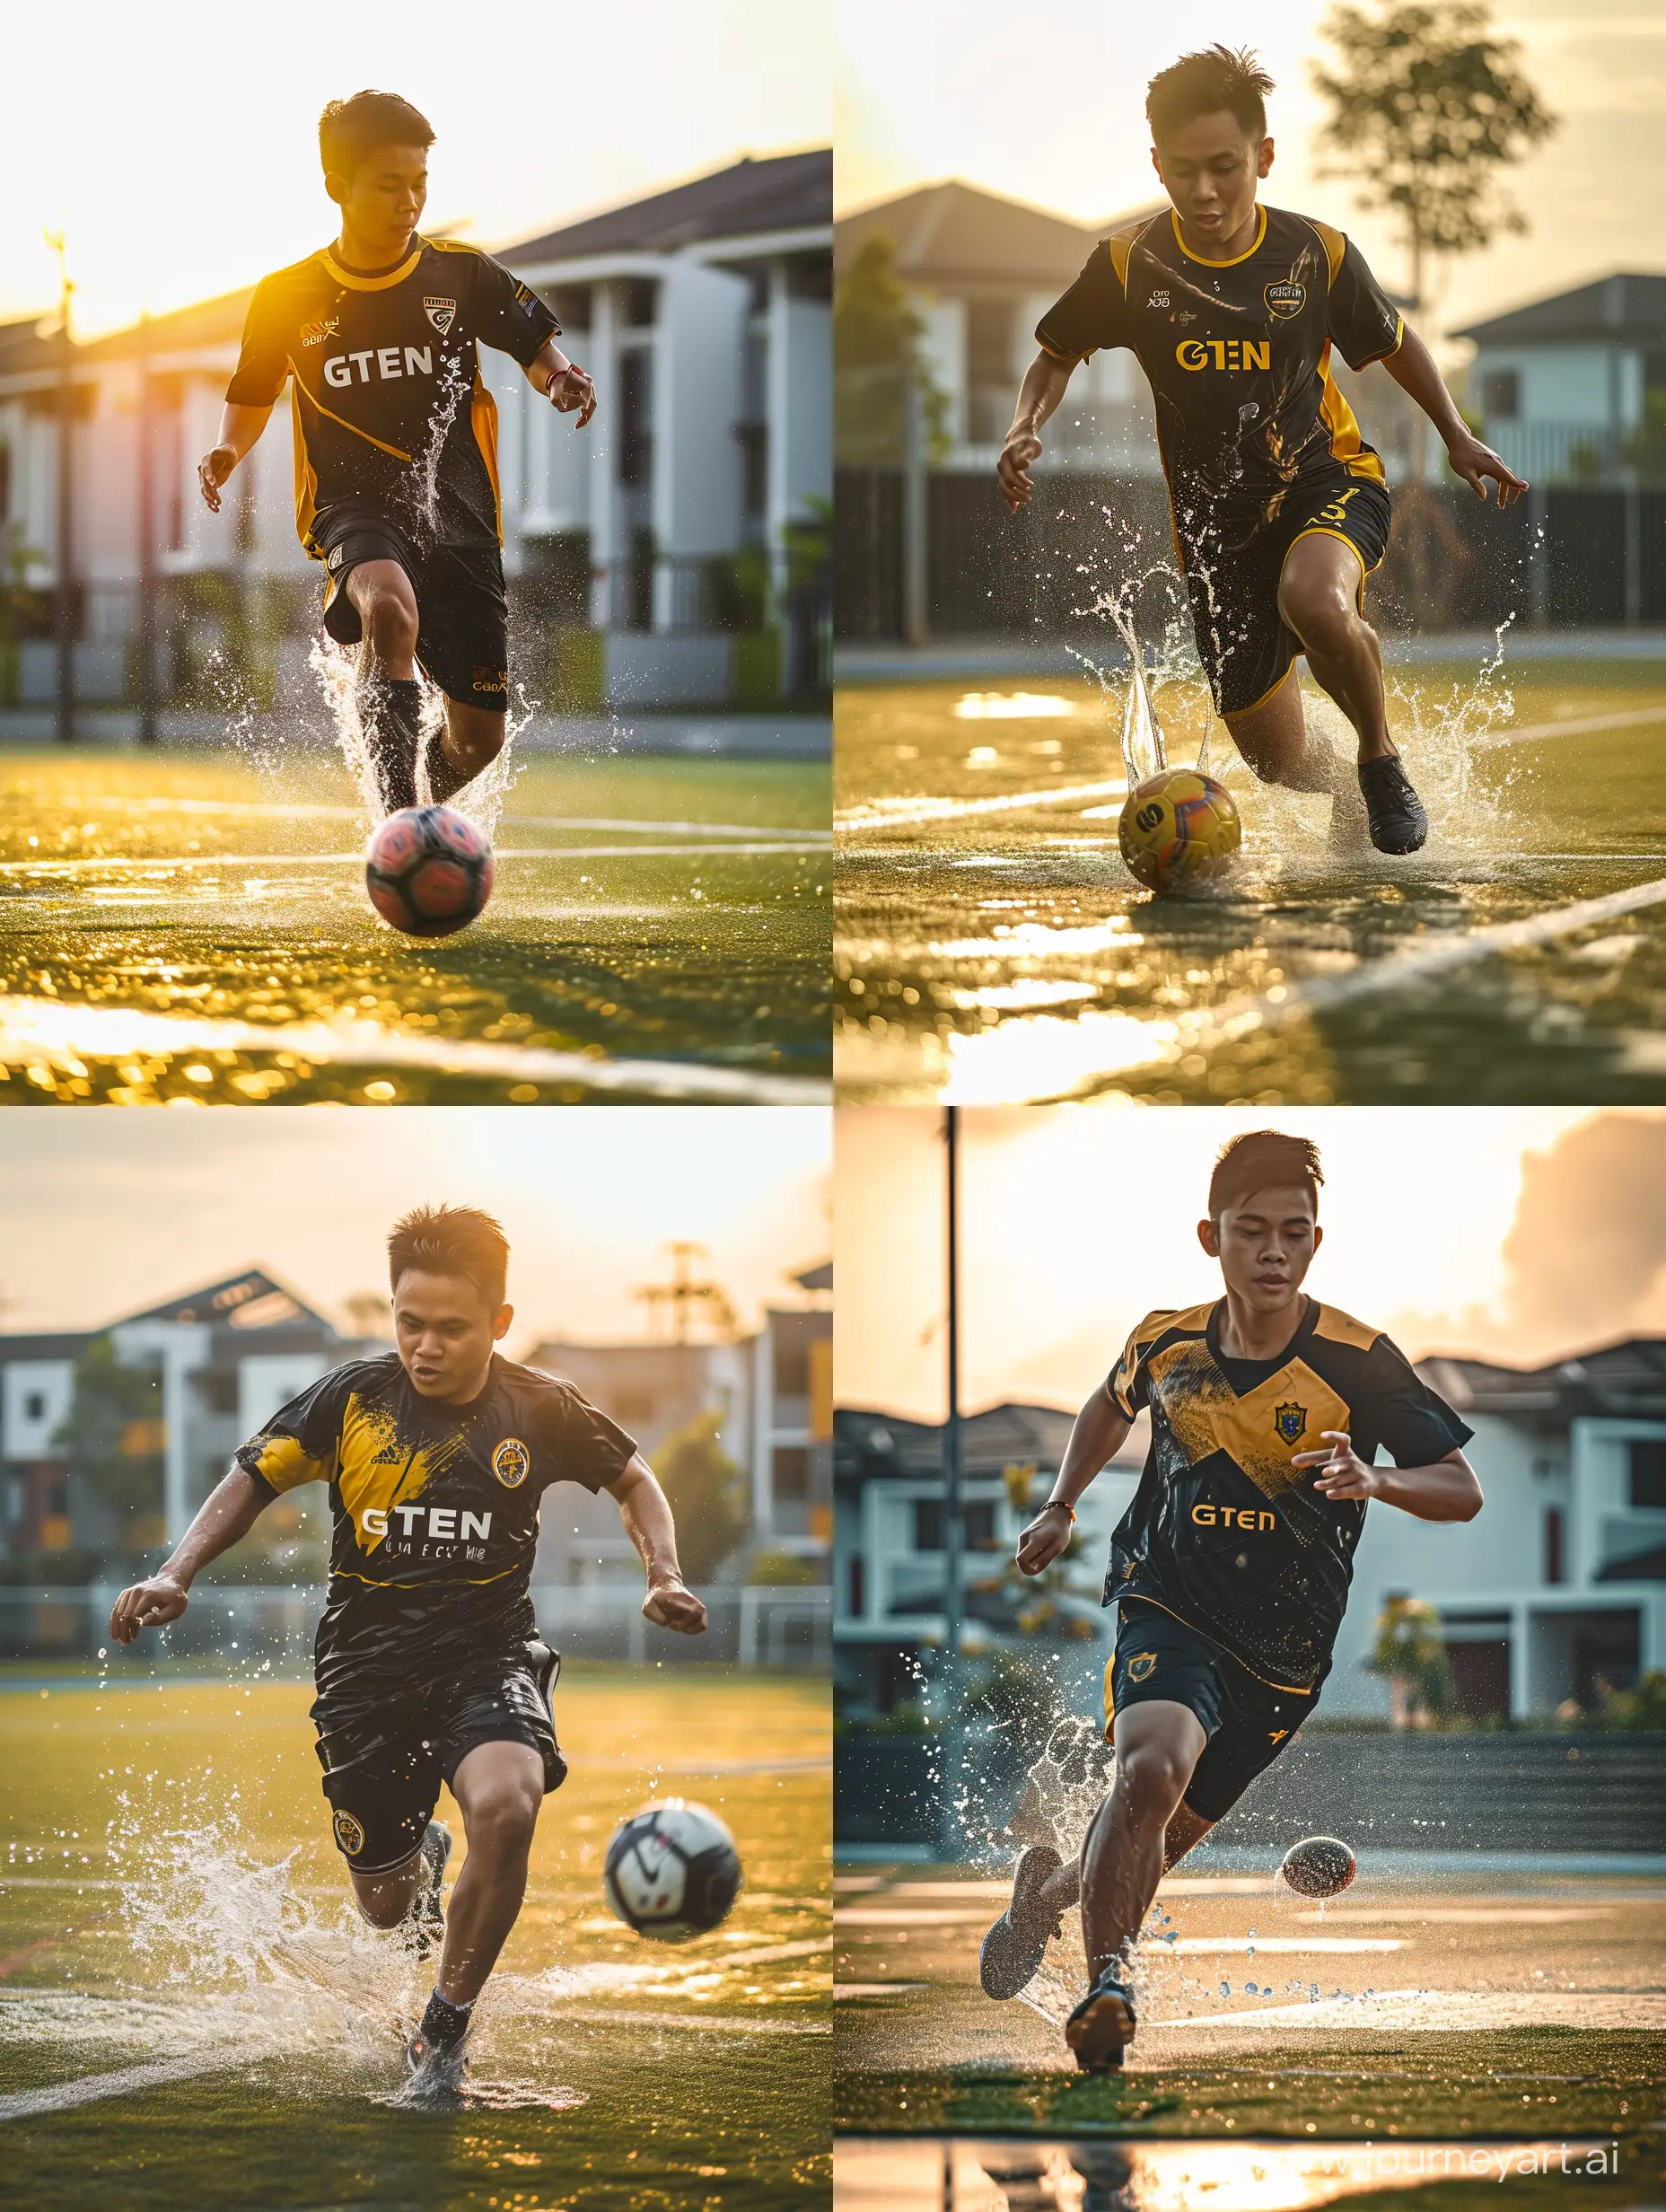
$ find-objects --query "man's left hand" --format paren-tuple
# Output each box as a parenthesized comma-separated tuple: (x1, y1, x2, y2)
(548, 364, 597, 427)
(1292, 1430, 1384, 1500)
(1445, 430, 1527, 507)
(643, 1576, 707, 1634)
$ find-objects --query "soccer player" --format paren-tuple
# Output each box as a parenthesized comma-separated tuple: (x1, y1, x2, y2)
(197, 92, 596, 816)
(977, 1130, 1482, 2070)
(108, 1204, 705, 2099)
(998, 46, 1527, 856)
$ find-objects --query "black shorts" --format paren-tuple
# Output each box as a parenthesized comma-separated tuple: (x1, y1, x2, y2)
(313, 504, 511, 713)
(1105, 1596, 1321, 1824)
(1179, 468, 1391, 719)
(312, 1640, 565, 1875)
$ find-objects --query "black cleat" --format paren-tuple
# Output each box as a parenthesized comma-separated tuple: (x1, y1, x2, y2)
(406, 1821, 452, 1961)
(1065, 1966, 1138, 2072)
(979, 1845, 1064, 1999)
(1358, 754, 1428, 855)
(404, 2025, 468, 2101)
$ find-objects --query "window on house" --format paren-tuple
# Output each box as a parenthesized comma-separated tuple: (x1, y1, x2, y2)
(773, 1446, 810, 1500)
(1544, 1505, 1565, 1585)
(911, 1499, 998, 1551)
(620, 278, 658, 329)
(24, 1391, 45, 1421)
(774, 1336, 811, 1397)
(1481, 370, 1521, 422)
(847, 1552, 865, 1616)
(618, 351, 652, 488)
(1630, 1439, 1666, 1508)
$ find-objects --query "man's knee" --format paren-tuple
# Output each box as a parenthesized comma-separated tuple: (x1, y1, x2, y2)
(359, 586, 419, 662)
(463, 1782, 541, 1857)
(352, 1874, 416, 1928)
(1279, 574, 1363, 654)
(1116, 1739, 1194, 1819)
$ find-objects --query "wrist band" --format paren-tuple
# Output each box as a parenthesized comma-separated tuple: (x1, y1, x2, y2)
(546, 364, 586, 395)
(1039, 1500, 1075, 1522)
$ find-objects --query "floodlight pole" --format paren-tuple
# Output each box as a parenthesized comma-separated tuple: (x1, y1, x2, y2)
(940, 1104, 964, 1858)
(48, 231, 75, 744)
(136, 313, 158, 745)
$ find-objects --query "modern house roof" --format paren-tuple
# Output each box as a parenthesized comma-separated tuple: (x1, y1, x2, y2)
(1453, 274, 1666, 348)
(836, 180, 1162, 289)
(1420, 1339, 1666, 1421)
(837, 1401, 1091, 1482)
(120, 1267, 329, 1332)
(504, 151, 831, 265)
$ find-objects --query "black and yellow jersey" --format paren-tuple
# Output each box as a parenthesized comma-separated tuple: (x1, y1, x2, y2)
(226, 238, 560, 559)
(1035, 205, 1403, 531)
(238, 1352, 634, 1700)
(1104, 1296, 1470, 1690)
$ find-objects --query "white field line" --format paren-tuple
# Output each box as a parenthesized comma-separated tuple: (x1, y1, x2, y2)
(0, 842, 821, 875)
(0, 2050, 249, 2120)
(838, 703, 1666, 832)
(0, 1000, 828, 1105)
(839, 777, 1127, 830)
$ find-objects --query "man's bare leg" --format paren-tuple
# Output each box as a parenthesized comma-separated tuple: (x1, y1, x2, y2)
(347, 560, 423, 815)
(434, 1739, 544, 2006)
(1034, 1793, 1214, 1923)
(427, 699, 508, 805)
(1276, 533, 1393, 764)
(1076, 1701, 1206, 1980)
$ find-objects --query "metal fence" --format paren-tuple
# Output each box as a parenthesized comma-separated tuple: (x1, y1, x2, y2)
(836, 467, 1666, 641)
(0, 1584, 829, 1672)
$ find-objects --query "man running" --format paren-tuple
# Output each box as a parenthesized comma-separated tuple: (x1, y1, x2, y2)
(977, 1130, 1482, 2070)
(198, 91, 596, 815)
(999, 45, 1527, 855)
(109, 1204, 705, 2098)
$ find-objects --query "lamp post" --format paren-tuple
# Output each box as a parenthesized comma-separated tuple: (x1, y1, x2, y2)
(939, 1105, 964, 1858)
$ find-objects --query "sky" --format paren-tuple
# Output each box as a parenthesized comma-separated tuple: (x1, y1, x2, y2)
(0, 1110, 831, 1347)
(837, 0, 1666, 338)
(0, 0, 831, 338)
(835, 1106, 1666, 1421)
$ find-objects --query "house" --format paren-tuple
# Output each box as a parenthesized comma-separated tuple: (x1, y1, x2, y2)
(520, 1257, 832, 1585)
(0, 151, 831, 713)
(1, 1268, 349, 1557)
(1454, 273, 1666, 484)
(834, 1335, 1666, 1726)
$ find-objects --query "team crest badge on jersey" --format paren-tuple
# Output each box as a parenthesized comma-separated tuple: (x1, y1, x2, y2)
(333, 1810, 365, 1856)
(1274, 1401, 1307, 1444)
(1127, 1652, 1158, 1683)
(1265, 279, 1306, 320)
(424, 296, 458, 335)
(493, 1436, 530, 1488)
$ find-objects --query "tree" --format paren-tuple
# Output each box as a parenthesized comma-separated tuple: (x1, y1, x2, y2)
(654, 1409, 749, 1583)
(834, 233, 948, 468)
(52, 1338, 163, 1544)
(1312, 3, 1557, 318)
(1365, 1593, 1453, 1726)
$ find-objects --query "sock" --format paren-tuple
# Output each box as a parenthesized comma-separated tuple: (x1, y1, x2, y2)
(425, 725, 469, 806)
(358, 675, 424, 815)
(419, 1988, 472, 2054)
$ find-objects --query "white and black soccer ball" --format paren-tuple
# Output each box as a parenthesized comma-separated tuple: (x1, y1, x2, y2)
(603, 1798, 742, 1944)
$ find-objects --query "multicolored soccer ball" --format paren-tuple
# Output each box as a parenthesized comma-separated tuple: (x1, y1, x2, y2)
(364, 805, 494, 936)
(1279, 1834, 1356, 1899)
(1118, 768, 1241, 892)
(603, 1798, 742, 1944)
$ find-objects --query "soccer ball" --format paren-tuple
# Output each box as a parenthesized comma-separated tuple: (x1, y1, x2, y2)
(364, 805, 494, 936)
(603, 1798, 742, 1944)
(1118, 768, 1241, 892)
(1279, 1834, 1356, 1898)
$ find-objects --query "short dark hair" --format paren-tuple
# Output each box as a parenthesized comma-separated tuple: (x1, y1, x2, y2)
(1147, 45, 1274, 145)
(319, 91, 434, 180)
(1208, 1131, 1322, 1220)
(388, 1204, 509, 1310)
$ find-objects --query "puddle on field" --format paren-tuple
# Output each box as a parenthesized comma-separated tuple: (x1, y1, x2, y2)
(833, 2136, 1621, 2211)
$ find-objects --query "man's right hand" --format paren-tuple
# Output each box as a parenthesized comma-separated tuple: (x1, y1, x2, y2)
(1015, 1506, 1074, 1577)
(197, 445, 238, 514)
(109, 1574, 190, 1644)
(996, 427, 1043, 513)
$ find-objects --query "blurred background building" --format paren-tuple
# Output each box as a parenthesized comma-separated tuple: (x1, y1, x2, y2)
(0, 152, 831, 729)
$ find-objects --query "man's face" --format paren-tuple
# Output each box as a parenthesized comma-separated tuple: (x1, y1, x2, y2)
(1197, 1182, 1320, 1312)
(391, 1268, 511, 1400)
(1152, 111, 1273, 248)
(328, 143, 428, 258)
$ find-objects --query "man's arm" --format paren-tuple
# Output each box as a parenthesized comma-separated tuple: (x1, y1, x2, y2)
(108, 1465, 271, 1642)
(198, 402, 276, 514)
(1293, 1433, 1484, 1522)
(997, 351, 1077, 513)
(524, 337, 596, 427)
(1381, 325, 1527, 507)
(605, 1453, 707, 1632)
(1014, 1386, 1133, 1576)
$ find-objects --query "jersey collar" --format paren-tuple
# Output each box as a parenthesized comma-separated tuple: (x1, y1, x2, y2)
(319, 241, 425, 292)
(1207, 1292, 1314, 1379)
(1170, 205, 1267, 268)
